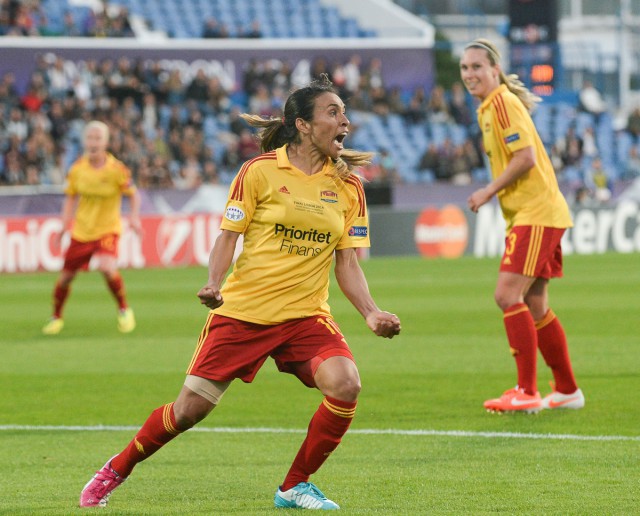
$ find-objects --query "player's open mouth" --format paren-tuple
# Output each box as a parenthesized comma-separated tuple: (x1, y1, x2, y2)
(333, 132, 348, 149)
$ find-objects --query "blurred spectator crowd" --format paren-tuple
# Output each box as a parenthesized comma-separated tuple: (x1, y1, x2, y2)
(1, 47, 638, 201)
(0, 0, 134, 37)
(0, 51, 486, 190)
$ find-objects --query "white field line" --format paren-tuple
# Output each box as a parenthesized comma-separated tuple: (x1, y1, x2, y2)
(0, 424, 639, 442)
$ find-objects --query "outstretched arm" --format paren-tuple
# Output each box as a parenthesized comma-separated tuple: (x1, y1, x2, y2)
(197, 229, 241, 309)
(334, 247, 401, 339)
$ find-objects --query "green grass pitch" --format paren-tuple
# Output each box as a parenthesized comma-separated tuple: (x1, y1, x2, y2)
(1, 253, 639, 515)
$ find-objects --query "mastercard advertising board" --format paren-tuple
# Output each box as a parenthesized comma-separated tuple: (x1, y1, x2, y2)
(414, 205, 469, 258)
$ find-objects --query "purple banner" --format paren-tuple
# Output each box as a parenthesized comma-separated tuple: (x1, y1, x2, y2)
(0, 40, 433, 96)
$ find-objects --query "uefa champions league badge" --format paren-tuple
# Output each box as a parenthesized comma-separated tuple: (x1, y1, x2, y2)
(225, 206, 245, 222)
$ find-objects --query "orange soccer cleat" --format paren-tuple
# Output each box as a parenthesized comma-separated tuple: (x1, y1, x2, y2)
(484, 387, 542, 414)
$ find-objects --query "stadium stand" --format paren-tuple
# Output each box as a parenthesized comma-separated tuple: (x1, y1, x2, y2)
(1, 0, 638, 201)
(1, 50, 636, 192)
(27, 0, 375, 39)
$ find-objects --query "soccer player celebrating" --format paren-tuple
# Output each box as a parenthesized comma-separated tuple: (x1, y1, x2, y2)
(461, 39, 584, 413)
(79, 75, 401, 510)
(42, 120, 141, 335)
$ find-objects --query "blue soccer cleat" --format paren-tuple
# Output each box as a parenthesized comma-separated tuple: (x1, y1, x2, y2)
(274, 482, 340, 510)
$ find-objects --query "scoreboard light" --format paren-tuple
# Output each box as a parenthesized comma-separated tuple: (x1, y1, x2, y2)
(530, 64, 554, 83)
(508, 0, 559, 96)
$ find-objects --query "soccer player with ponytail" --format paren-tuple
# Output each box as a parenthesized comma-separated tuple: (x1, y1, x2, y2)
(79, 74, 401, 510)
(461, 39, 584, 413)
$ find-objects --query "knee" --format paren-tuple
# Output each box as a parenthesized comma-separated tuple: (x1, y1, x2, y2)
(328, 375, 362, 403)
(101, 269, 119, 281)
(494, 288, 522, 312)
(59, 272, 76, 287)
(343, 376, 362, 401)
(172, 398, 214, 430)
(494, 291, 513, 312)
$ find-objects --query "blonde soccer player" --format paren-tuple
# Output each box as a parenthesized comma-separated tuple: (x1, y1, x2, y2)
(461, 39, 584, 413)
(42, 120, 141, 335)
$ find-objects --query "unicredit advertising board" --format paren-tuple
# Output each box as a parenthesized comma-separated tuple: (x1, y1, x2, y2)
(0, 213, 232, 273)
(2, 201, 640, 272)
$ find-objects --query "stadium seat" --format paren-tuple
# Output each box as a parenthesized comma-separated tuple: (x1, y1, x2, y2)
(472, 167, 490, 183)
(414, 168, 435, 183)
(449, 124, 468, 146)
(533, 103, 552, 145)
(616, 131, 634, 166)
(429, 123, 448, 146)
(576, 112, 595, 135)
(203, 116, 218, 139)
(38, 0, 376, 39)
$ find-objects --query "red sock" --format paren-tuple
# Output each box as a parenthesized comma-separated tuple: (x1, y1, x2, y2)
(536, 309, 578, 394)
(53, 281, 70, 318)
(503, 303, 538, 395)
(110, 403, 182, 478)
(106, 273, 128, 310)
(281, 396, 357, 491)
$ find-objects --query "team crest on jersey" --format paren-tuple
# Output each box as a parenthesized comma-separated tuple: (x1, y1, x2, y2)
(484, 122, 491, 132)
(348, 226, 368, 237)
(504, 133, 520, 144)
(225, 206, 245, 221)
(320, 190, 338, 203)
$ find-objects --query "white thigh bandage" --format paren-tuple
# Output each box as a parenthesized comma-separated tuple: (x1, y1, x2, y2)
(184, 375, 231, 405)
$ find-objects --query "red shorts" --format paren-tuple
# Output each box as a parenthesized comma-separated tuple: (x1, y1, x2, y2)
(186, 314, 355, 388)
(500, 226, 565, 279)
(63, 234, 119, 272)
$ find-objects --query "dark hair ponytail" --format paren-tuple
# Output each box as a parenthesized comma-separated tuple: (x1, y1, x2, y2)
(238, 113, 295, 152)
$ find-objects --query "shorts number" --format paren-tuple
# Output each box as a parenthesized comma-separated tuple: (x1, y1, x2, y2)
(505, 232, 517, 257)
(100, 235, 116, 252)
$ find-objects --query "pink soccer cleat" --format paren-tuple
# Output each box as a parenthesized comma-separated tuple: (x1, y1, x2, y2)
(79, 456, 126, 507)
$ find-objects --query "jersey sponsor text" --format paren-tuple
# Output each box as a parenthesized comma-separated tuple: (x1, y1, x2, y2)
(274, 224, 332, 243)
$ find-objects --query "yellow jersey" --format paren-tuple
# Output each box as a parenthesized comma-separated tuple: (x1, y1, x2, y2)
(477, 84, 572, 230)
(216, 145, 370, 325)
(64, 153, 136, 241)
